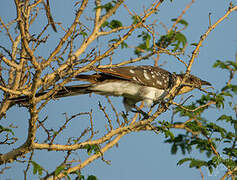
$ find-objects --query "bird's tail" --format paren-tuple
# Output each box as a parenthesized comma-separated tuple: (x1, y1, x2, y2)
(9, 84, 92, 104)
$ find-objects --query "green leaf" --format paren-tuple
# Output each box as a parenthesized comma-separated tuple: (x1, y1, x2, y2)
(217, 115, 233, 122)
(79, 175, 85, 180)
(165, 134, 192, 155)
(104, 2, 115, 12)
(206, 151, 212, 158)
(134, 43, 147, 56)
(121, 41, 128, 49)
(33, 164, 37, 175)
(0, 125, 14, 135)
(171, 18, 189, 27)
(197, 94, 212, 105)
(223, 147, 237, 157)
(101, 21, 109, 28)
(53, 131, 59, 136)
(190, 43, 198, 46)
(164, 130, 174, 139)
(222, 84, 237, 94)
(228, 61, 237, 69)
(102, 20, 123, 30)
(109, 20, 122, 29)
(55, 165, 65, 176)
(225, 132, 235, 140)
(95, 2, 116, 13)
(172, 32, 187, 51)
(189, 159, 207, 168)
(171, 144, 178, 154)
(87, 175, 98, 180)
(186, 121, 202, 132)
(79, 31, 88, 38)
(211, 156, 222, 165)
(132, 15, 141, 24)
(145, 36, 150, 48)
(31, 161, 43, 176)
(108, 38, 119, 43)
(84, 144, 100, 155)
(156, 30, 187, 51)
(177, 158, 193, 166)
(222, 158, 237, 169)
(58, 57, 64, 62)
(213, 60, 229, 69)
(134, 32, 152, 56)
(206, 122, 227, 136)
(208, 166, 213, 174)
(214, 94, 225, 109)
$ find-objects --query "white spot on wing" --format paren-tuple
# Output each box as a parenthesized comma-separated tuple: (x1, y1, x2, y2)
(156, 80, 163, 86)
(143, 70, 150, 80)
(137, 78, 143, 83)
(155, 72, 160, 77)
(132, 77, 137, 81)
(129, 69, 135, 74)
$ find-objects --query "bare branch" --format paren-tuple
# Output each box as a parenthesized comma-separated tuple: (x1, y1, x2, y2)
(0, 55, 20, 70)
(42, 0, 89, 68)
(14, 0, 40, 69)
(43, 0, 57, 32)
(0, 84, 30, 96)
(29, 0, 43, 9)
(187, 5, 237, 73)
(48, 134, 125, 179)
(0, 17, 14, 43)
(100, 102, 114, 131)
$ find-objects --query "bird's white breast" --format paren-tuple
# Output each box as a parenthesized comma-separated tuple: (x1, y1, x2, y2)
(90, 81, 166, 106)
(139, 86, 166, 107)
(90, 81, 141, 97)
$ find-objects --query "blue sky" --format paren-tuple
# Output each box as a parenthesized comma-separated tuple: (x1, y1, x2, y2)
(0, 0, 237, 179)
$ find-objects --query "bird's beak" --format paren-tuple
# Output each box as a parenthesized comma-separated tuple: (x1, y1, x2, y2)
(201, 80, 212, 86)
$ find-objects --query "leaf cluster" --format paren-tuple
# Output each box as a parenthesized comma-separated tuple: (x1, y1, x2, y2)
(156, 30, 187, 52)
(84, 144, 101, 155)
(102, 20, 123, 30)
(134, 31, 152, 56)
(95, 1, 117, 13)
(166, 59, 237, 175)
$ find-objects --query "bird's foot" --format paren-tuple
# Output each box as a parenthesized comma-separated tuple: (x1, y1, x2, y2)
(131, 106, 150, 119)
(121, 111, 129, 124)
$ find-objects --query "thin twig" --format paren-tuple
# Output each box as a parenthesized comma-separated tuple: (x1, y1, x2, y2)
(88, 110, 94, 140)
(168, 0, 195, 32)
(187, 5, 237, 73)
(0, 17, 14, 43)
(98, 101, 113, 131)
(106, 96, 120, 127)
(172, 101, 215, 112)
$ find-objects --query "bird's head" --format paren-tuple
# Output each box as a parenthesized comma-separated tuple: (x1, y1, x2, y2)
(176, 74, 212, 95)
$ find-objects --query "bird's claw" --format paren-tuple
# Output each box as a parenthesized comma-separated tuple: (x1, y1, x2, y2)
(131, 107, 150, 119)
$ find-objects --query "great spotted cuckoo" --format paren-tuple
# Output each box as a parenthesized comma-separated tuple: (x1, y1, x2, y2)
(10, 66, 211, 112)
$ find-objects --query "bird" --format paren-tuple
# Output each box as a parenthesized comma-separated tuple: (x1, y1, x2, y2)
(10, 66, 211, 112)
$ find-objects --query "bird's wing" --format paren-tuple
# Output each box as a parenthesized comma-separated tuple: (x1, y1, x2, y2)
(94, 66, 175, 89)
